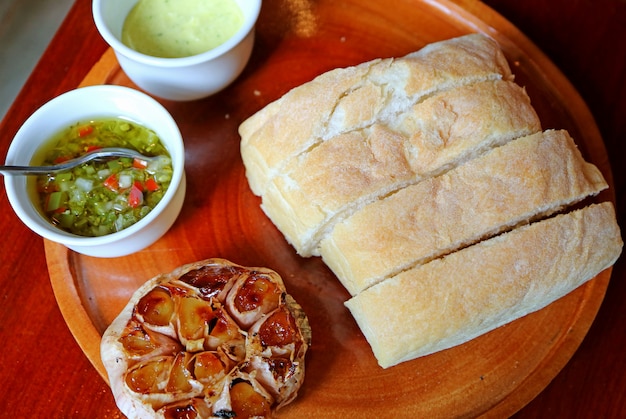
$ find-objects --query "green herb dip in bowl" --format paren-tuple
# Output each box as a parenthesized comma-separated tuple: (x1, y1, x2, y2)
(34, 118, 174, 237)
(4, 85, 186, 258)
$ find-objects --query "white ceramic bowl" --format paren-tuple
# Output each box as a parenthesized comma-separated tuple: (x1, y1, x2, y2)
(4, 85, 186, 257)
(92, 0, 261, 101)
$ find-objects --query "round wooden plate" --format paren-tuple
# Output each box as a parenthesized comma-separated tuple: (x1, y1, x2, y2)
(45, 0, 615, 417)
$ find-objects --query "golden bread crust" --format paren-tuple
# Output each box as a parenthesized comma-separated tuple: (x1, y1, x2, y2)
(240, 33, 514, 197)
(321, 129, 608, 295)
(261, 79, 541, 256)
(345, 203, 622, 368)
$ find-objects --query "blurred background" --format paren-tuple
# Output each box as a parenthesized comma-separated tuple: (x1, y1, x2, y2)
(0, 0, 74, 120)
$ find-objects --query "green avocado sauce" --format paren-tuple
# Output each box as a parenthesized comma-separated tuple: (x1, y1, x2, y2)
(32, 118, 173, 237)
(121, 0, 244, 58)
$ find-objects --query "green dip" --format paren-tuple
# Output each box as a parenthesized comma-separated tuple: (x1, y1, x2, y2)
(121, 0, 244, 58)
(33, 118, 173, 237)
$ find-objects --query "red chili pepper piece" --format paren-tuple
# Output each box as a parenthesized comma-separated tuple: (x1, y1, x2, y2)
(54, 156, 71, 164)
(133, 158, 149, 169)
(103, 174, 119, 191)
(133, 180, 144, 192)
(128, 184, 144, 208)
(85, 145, 102, 152)
(78, 125, 94, 137)
(144, 177, 159, 192)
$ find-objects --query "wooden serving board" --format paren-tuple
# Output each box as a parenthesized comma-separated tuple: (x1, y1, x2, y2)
(45, 0, 616, 417)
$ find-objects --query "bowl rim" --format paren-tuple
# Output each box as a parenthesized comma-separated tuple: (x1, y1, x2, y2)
(4, 85, 185, 247)
(92, 0, 262, 68)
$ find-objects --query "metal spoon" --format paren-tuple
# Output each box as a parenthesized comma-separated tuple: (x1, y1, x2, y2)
(0, 147, 156, 176)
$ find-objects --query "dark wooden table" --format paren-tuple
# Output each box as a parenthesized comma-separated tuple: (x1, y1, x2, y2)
(1, 0, 624, 417)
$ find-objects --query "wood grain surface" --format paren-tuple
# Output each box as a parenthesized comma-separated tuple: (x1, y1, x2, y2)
(1, 0, 625, 417)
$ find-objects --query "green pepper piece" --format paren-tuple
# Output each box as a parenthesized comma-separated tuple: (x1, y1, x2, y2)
(46, 191, 67, 212)
(55, 213, 76, 229)
(55, 172, 73, 183)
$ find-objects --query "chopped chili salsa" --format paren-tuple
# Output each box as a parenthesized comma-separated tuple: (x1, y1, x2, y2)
(35, 118, 173, 237)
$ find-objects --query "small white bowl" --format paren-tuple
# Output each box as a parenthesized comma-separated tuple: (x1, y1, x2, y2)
(92, 0, 261, 101)
(4, 85, 186, 258)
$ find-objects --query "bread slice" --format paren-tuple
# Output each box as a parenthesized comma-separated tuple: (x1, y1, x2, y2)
(320, 129, 608, 295)
(260, 79, 541, 256)
(240, 33, 514, 196)
(345, 202, 623, 368)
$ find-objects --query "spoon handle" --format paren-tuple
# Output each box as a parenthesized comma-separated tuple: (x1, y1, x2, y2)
(0, 147, 153, 176)
(0, 165, 58, 176)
